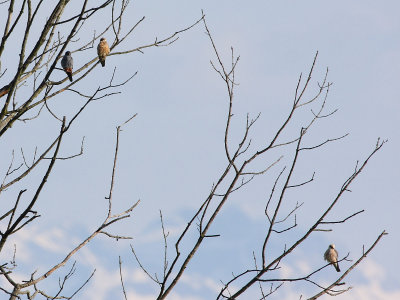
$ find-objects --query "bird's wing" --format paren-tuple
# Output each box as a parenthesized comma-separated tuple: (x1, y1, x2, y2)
(324, 249, 329, 261)
(61, 56, 66, 68)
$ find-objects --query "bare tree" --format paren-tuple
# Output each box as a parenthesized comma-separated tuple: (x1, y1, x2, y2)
(0, 1, 202, 299)
(0, 1, 387, 299)
(126, 17, 388, 300)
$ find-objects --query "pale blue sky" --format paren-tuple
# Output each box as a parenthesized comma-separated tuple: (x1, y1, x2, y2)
(0, 1, 399, 299)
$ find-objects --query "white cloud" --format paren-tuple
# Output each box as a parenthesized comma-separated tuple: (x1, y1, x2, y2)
(239, 201, 265, 221)
(339, 283, 400, 300)
(81, 266, 121, 300)
(7, 225, 73, 257)
(132, 268, 153, 284)
(0, 225, 76, 274)
(126, 289, 206, 300)
(358, 259, 386, 282)
(290, 259, 400, 300)
(279, 262, 294, 279)
(279, 260, 312, 279)
(204, 277, 222, 294)
(167, 292, 206, 300)
(78, 258, 219, 300)
(179, 272, 222, 294)
(134, 222, 186, 245)
(125, 290, 156, 300)
(296, 260, 312, 274)
(3, 224, 400, 300)
(337, 260, 400, 300)
(32, 227, 70, 253)
(77, 246, 102, 267)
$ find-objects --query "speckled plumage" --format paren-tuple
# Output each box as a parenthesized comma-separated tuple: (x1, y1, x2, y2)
(324, 244, 340, 272)
(61, 51, 73, 82)
(97, 38, 110, 67)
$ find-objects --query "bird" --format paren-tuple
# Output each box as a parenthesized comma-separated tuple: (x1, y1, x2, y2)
(61, 51, 73, 82)
(0, 84, 10, 98)
(324, 244, 340, 272)
(97, 37, 110, 67)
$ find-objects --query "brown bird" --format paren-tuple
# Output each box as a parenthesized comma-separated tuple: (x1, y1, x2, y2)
(97, 37, 110, 67)
(324, 244, 340, 272)
(0, 84, 10, 98)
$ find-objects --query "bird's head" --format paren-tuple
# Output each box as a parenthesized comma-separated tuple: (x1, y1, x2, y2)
(329, 244, 335, 249)
(65, 51, 71, 56)
(100, 37, 106, 42)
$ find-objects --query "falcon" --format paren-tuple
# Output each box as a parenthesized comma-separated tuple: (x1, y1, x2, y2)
(97, 37, 110, 67)
(61, 51, 73, 82)
(324, 244, 340, 272)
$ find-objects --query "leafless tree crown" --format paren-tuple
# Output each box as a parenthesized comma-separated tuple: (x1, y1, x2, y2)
(0, 1, 387, 299)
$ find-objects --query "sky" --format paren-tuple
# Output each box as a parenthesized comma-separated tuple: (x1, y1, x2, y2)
(0, 0, 399, 299)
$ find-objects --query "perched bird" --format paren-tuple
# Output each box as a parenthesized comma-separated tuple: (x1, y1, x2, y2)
(324, 244, 340, 272)
(97, 37, 110, 67)
(0, 84, 10, 98)
(61, 51, 73, 82)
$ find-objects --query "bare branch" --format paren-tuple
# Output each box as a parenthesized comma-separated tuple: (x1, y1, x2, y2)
(320, 210, 364, 225)
(119, 256, 128, 300)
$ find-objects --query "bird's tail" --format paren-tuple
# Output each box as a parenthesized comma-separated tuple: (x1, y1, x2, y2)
(334, 263, 340, 272)
(64, 68, 73, 82)
(100, 59, 105, 67)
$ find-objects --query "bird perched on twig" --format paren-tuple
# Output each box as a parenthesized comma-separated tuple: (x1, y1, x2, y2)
(61, 51, 73, 82)
(97, 37, 110, 67)
(0, 84, 10, 98)
(324, 244, 340, 272)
